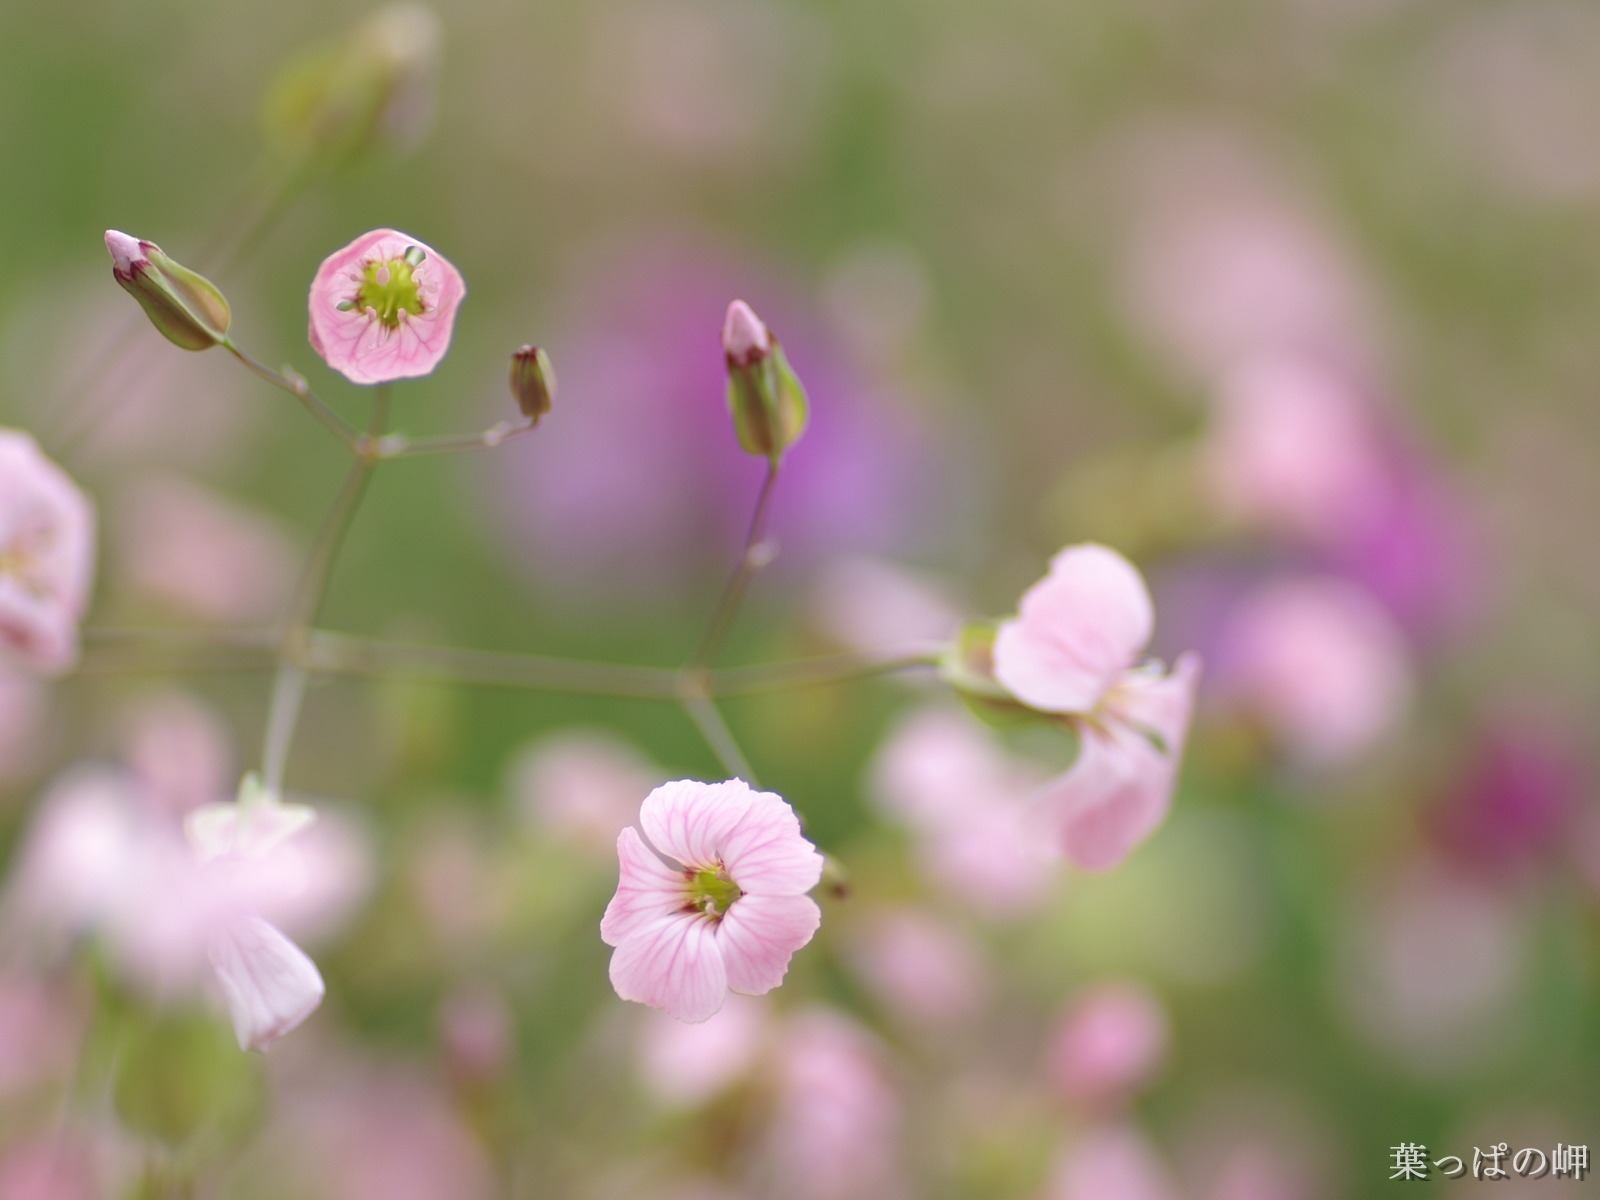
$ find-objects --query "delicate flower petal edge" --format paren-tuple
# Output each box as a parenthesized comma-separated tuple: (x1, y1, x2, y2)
(609, 912, 728, 1023)
(717, 892, 821, 996)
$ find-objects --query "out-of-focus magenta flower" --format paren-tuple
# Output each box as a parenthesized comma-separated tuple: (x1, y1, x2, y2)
(480, 241, 949, 607)
(508, 729, 661, 858)
(1216, 577, 1411, 767)
(601, 779, 823, 1022)
(843, 908, 989, 1032)
(636, 993, 770, 1107)
(869, 706, 1055, 918)
(1044, 1126, 1180, 1200)
(0, 430, 95, 674)
(307, 229, 465, 384)
(1047, 981, 1169, 1110)
(116, 474, 299, 625)
(992, 545, 1201, 870)
(1428, 715, 1586, 875)
(755, 1008, 904, 1200)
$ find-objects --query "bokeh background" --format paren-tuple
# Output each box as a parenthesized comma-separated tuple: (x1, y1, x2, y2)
(2, 0, 1598, 1196)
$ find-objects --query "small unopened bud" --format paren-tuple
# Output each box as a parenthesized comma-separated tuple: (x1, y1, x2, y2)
(104, 231, 232, 351)
(509, 345, 556, 423)
(261, 3, 441, 167)
(722, 300, 808, 464)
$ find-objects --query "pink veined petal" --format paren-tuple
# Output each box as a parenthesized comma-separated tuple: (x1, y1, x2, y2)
(609, 912, 728, 1023)
(718, 790, 824, 896)
(993, 544, 1155, 714)
(601, 827, 687, 946)
(639, 779, 755, 870)
(207, 915, 325, 1052)
(716, 893, 822, 996)
(1039, 721, 1179, 872)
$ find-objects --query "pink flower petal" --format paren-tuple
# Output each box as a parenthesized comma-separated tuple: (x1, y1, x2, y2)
(601, 827, 688, 946)
(717, 893, 821, 995)
(207, 915, 325, 1051)
(609, 912, 728, 1023)
(1040, 729, 1176, 872)
(720, 791, 824, 896)
(0, 430, 95, 675)
(639, 778, 755, 868)
(306, 229, 465, 385)
(993, 544, 1154, 714)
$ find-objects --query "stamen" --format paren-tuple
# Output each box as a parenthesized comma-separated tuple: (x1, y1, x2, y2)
(336, 300, 356, 312)
(404, 246, 426, 266)
(374, 265, 391, 287)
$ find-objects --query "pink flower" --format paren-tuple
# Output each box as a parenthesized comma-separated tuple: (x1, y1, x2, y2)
(1218, 576, 1410, 766)
(1047, 981, 1169, 1109)
(601, 779, 824, 1023)
(0, 430, 95, 674)
(307, 229, 465, 384)
(992, 544, 1201, 870)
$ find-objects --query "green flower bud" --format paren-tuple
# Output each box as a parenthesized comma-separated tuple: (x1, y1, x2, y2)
(509, 345, 556, 424)
(104, 230, 231, 351)
(722, 300, 809, 464)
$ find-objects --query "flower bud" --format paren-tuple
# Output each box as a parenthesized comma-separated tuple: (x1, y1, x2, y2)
(261, 3, 441, 168)
(722, 300, 809, 464)
(509, 345, 556, 424)
(104, 231, 231, 351)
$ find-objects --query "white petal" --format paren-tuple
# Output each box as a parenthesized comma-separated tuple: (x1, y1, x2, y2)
(207, 915, 324, 1051)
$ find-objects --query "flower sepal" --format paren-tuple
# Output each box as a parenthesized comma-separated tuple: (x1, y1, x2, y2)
(939, 622, 1057, 730)
(105, 231, 232, 351)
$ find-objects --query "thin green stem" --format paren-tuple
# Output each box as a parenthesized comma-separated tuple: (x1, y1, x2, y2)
(376, 419, 539, 459)
(689, 461, 780, 670)
(680, 693, 758, 785)
(260, 387, 390, 794)
(222, 341, 365, 453)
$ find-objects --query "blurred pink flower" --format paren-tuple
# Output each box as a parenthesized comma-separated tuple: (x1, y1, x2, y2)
(0, 971, 85, 1100)
(1047, 981, 1169, 1110)
(438, 982, 516, 1083)
(1218, 577, 1411, 766)
(308, 229, 465, 385)
(117, 689, 234, 817)
(0, 430, 95, 674)
(116, 474, 299, 625)
(0, 1135, 104, 1200)
(1044, 1126, 1181, 1200)
(844, 908, 989, 1032)
(636, 993, 770, 1106)
(869, 705, 1055, 917)
(509, 729, 660, 858)
(601, 779, 824, 1022)
(8, 769, 339, 1050)
(809, 556, 962, 659)
(994, 545, 1201, 870)
(755, 1008, 904, 1200)
(1200, 353, 1387, 547)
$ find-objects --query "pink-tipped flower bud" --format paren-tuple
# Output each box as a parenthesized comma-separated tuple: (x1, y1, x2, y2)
(509, 345, 556, 424)
(105, 231, 232, 351)
(722, 299, 808, 464)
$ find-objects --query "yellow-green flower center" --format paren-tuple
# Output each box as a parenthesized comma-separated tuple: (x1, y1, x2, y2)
(347, 251, 426, 329)
(689, 867, 742, 917)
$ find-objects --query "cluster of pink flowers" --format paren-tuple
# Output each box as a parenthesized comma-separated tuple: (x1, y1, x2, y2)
(0, 430, 95, 674)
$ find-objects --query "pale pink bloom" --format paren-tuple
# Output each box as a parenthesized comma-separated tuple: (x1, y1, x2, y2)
(1044, 1126, 1181, 1200)
(809, 556, 961, 660)
(1047, 981, 1169, 1109)
(0, 430, 95, 674)
(994, 545, 1201, 870)
(307, 229, 465, 385)
(117, 689, 234, 817)
(509, 729, 660, 857)
(116, 474, 299, 625)
(869, 706, 1055, 916)
(755, 1008, 904, 1200)
(1199, 353, 1387, 546)
(637, 993, 770, 1106)
(601, 779, 824, 1023)
(206, 914, 325, 1052)
(844, 908, 989, 1031)
(1219, 577, 1411, 766)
